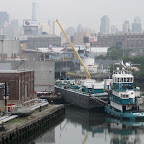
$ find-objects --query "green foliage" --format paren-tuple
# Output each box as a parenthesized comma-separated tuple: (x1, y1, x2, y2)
(109, 64, 123, 75)
(107, 46, 124, 60)
(95, 55, 107, 60)
(123, 57, 144, 82)
(95, 46, 144, 82)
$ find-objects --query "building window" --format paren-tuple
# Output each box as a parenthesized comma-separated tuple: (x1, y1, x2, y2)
(22, 82, 25, 96)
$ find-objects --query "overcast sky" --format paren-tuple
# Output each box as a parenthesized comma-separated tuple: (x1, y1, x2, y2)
(0, 0, 144, 31)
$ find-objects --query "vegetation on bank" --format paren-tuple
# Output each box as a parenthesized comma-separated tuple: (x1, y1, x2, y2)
(96, 46, 144, 82)
(96, 46, 130, 60)
(123, 57, 144, 82)
(107, 46, 124, 60)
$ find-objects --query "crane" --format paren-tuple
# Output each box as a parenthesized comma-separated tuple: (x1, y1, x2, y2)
(56, 19, 91, 79)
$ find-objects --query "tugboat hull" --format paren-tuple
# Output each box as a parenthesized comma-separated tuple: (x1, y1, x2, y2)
(105, 106, 144, 121)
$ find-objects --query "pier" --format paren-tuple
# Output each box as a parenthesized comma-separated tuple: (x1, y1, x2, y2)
(0, 104, 65, 144)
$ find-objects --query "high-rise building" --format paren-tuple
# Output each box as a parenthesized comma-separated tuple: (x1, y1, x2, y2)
(0, 12, 9, 28)
(66, 27, 75, 36)
(48, 19, 60, 36)
(123, 20, 130, 33)
(11, 19, 19, 27)
(100, 15, 110, 34)
(134, 17, 141, 23)
(39, 22, 49, 34)
(111, 25, 118, 34)
(48, 20, 53, 34)
(132, 17, 142, 33)
(77, 24, 83, 33)
(32, 2, 39, 21)
(53, 20, 60, 36)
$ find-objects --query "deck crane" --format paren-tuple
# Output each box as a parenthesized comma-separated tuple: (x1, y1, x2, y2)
(56, 20, 91, 79)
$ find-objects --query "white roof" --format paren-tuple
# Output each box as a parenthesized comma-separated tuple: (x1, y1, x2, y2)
(36, 47, 109, 54)
(38, 47, 66, 54)
(90, 47, 109, 53)
(74, 47, 109, 53)
(0, 70, 32, 73)
(113, 74, 133, 78)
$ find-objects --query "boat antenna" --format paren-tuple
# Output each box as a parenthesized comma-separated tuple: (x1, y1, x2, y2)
(56, 19, 91, 79)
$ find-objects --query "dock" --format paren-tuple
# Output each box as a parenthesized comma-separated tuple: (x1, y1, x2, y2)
(0, 104, 65, 144)
(39, 95, 64, 104)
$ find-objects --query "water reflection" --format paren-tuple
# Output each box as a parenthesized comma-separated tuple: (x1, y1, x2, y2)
(106, 118, 144, 144)
(34, 106, 144, 144)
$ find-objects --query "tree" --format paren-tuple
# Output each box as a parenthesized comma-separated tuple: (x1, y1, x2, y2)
(107, 46, 124, 60)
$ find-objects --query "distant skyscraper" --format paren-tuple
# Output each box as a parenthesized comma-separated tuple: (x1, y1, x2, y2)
(66, 27, 75, 36)
(77, 24, 83, 33)
(32, 2, 39, 21)
(132, 17, 142, 33)
(53, 20, 60, 36)
(39, 22, 49, 34)
(100, 15, 110, 34)
(0, 12, 9, 28)
(48, 20, 53, 34)
(11, 19, 19, 27)
(123, 20, 130, 33)
(48, 19, 60, 36)
(134, 17, 141, 23)
(111, 25, 118, 34)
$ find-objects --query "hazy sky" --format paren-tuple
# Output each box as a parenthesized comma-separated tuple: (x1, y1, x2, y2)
(0, 0, 144, 31)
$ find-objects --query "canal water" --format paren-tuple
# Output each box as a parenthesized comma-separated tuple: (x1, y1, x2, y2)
(33, 105, 144, 144)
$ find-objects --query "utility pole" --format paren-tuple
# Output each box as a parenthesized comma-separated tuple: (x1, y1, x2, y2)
(4, 82, 7, 113)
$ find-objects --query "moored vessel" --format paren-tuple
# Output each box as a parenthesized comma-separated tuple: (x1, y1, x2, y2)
(55, 20, 108, 110)
(55, 79, 108, 110)
(105, 66, 144, 121)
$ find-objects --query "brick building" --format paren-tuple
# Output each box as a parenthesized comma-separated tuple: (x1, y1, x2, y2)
(0, 70, 34, 111)
(91, 33, 144, 49)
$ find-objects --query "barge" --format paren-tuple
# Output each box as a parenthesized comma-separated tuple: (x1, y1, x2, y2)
(55, 79, 108, 110)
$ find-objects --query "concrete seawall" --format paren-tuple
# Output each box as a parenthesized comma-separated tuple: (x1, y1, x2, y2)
(0, 104, 65, 144)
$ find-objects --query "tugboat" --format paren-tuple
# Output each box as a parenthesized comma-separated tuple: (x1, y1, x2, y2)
(105, 66, 144, 121)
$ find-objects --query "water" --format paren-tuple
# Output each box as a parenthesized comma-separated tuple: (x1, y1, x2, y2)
(33, 106, 144, 144)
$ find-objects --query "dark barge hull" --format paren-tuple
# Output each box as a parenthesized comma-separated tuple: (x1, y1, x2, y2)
(55, 86, 108, 110)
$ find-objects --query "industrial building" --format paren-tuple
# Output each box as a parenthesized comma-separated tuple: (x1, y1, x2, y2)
(23, 20, 39, 35)
(20, 35, 61, 49)
(0, 39, 20, 60)
(0, 70, 34, 111)
(16, 61, 55, 92)
(93, 33, 144, 49)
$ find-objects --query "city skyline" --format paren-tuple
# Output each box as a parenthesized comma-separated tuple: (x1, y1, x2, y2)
(0, 0, 144, 30)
